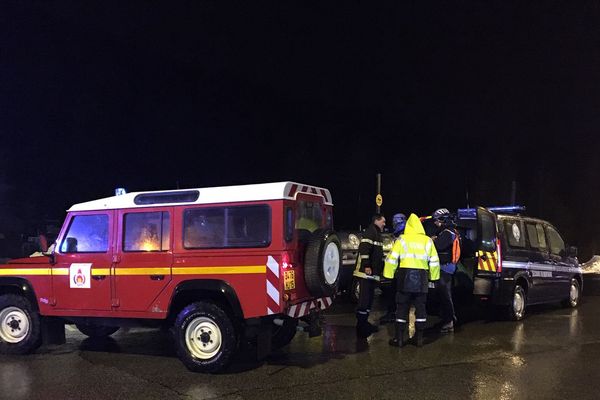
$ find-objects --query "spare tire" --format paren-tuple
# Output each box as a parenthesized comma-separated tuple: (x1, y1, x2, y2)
(304, 229, 341, 297)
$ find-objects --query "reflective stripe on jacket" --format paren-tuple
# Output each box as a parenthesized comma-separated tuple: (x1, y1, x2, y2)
(383, 213, 440, 282)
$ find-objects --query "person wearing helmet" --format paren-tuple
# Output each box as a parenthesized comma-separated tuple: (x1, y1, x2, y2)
(380, 213, 407, 325)
(431, 208, 461, 334)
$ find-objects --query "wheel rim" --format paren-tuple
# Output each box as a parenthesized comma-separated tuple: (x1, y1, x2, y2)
(513, 289, 525, 319)
(0, 306, 30, 344)
(323, 242, 340, 285)
(570, 281, 580, 306)
(185, 317, 222, 360)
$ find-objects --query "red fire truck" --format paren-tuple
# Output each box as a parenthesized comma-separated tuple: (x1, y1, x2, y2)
(0, 182, 342, 372)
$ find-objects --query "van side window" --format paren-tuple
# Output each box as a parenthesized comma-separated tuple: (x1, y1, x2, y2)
(183, 205, 271, 249)
(123, 211, 170, 252)
(60, 214, 109, 253)
(526, 223, 548, 250)
(546, 225, 565, 256)
(505, 220, 525, 248)
(284, 207, 294, 242)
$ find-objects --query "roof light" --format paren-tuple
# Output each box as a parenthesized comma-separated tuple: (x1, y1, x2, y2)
(115, 188, 127, 196)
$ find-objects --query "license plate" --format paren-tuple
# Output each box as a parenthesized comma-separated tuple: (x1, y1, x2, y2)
(284, 270, 295, 290)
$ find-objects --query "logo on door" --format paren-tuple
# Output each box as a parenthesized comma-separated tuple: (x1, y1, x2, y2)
(70, 263, 92, 289)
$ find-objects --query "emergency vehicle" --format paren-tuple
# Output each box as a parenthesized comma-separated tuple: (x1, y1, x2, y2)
(451, 206, 582, 320)
(0, 182, 342, 372)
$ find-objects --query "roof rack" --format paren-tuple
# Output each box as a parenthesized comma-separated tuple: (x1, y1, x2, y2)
(457, 206, 526, 219)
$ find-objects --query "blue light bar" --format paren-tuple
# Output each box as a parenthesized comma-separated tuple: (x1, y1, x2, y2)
(457, 206, 526, 219)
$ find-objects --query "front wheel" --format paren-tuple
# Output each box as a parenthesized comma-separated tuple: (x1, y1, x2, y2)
(506, 284, 527, 321)
(173, 302, 237, 373)
(562, 278, 581, 308)
(0, 294, 42, 354)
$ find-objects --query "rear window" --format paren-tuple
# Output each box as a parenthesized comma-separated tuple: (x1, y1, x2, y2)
(295, 200, 328, 233)
(183, 205, 271, 249)
(505, 220, 525, 248)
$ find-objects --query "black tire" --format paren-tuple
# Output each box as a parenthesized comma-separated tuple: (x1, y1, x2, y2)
(562, 278, 581, 308)
(304, 229, 342, 297)
(0, 294, 42, 354)
(506, 283, 527, 321)
(173, 301, 237, 373)
(76, 324, 120, 338)
(271, 317, 298, 349)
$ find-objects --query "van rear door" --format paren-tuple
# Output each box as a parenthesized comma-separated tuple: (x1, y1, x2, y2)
(476, 207, 500, 277)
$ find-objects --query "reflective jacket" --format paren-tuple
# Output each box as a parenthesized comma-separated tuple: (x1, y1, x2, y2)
(383, 214, 440, 292)
(353, 223, 384, 280)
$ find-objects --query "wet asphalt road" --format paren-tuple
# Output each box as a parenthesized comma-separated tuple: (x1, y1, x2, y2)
(2, 290, 600, 400)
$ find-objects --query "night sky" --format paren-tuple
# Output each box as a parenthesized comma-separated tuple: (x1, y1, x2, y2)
(1, 2, 600, 258)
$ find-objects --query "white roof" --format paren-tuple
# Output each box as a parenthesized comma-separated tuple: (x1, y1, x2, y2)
(68, 182, 333, 211)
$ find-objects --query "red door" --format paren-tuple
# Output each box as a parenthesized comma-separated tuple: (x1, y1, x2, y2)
(52, 212, 114, 311)
(113, 208, 173, 312)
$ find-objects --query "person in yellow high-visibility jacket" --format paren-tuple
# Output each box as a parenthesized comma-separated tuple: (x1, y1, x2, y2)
(383, 213, 440, 347)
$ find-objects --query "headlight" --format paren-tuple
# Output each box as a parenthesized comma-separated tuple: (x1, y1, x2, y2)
(348, 234, 360, 249)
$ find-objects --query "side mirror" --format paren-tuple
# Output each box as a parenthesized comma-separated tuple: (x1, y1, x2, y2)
(568, 246, 578, 258)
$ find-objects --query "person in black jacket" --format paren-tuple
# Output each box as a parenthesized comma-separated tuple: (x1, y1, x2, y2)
(353, 214, 386, 338)
(431, 208, 460, 334)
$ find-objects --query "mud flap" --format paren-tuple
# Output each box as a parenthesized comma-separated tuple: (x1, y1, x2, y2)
(304, 310, 323, 338)
(41, 317, 65, 346)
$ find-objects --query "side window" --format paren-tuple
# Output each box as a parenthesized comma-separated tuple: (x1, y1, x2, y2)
(183, 205, 271, 249)
(284, 207, 294, 242)
(526, 223, 547, 251)
(546, 225, 565, 256)
(60, 214, 109, 253)
(504, 220, 525, 248)
(123, 211, 170, 252)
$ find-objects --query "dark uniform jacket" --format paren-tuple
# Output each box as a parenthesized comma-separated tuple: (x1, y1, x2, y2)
(353, 223, 384, 279)
(433, 228, 458, 265)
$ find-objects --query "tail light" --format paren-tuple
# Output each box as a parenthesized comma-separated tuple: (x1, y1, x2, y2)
(281, 251, 293, 269)
(496, 237, 502, 273)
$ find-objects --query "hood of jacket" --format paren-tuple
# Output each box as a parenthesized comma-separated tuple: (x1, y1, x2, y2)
(404, 213, 426, 236)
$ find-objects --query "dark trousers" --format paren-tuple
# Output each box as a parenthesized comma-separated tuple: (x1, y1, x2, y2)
(357, 278, 376, 315)
(396, 291, 427, 331)
(438, 270, 455, 324)
(382, 278, 397, 314)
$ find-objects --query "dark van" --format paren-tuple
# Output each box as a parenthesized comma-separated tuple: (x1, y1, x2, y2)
(452, 206, 582, 320)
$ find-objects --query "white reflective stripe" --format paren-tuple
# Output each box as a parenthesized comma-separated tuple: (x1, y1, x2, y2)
(399, 238, 409, 253)
(360, 255, 370, 259)
(389, 251, 400, 259)
(266, 255, 279, 278)
(357, 310, 368, 315)
(430, 261, 440, 267)
(396, 319, 407, 323)
(267, 280, 280, 305)
(415, 318, 427, 322)
(402, 254, 430, 261)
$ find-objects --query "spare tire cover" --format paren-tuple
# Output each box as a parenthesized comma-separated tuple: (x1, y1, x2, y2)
(304, 229, 341, 297)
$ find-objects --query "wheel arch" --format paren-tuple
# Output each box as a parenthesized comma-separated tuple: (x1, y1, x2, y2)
(168, 279, 244, 323)
(0, 278, 39, 311)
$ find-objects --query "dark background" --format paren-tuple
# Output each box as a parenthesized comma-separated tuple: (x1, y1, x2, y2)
(1, 2, 599, 259)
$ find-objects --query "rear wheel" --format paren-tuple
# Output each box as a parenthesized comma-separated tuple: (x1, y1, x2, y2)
(506, 283, 527, 321)
(173, 301, 237, 373)
(304, 230, 342, 297)
(76, 324, 120, 338)
(0, 294, 42, 354)
(562, 278, 581, 308)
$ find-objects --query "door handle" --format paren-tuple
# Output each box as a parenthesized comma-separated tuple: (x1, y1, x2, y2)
(150, 275, 165, 281)
(93, 275, 106, 280)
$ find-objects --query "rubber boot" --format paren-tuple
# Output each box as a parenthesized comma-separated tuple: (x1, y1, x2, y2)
(415, 329, 424, 348)
(388, 322, 406, 347)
